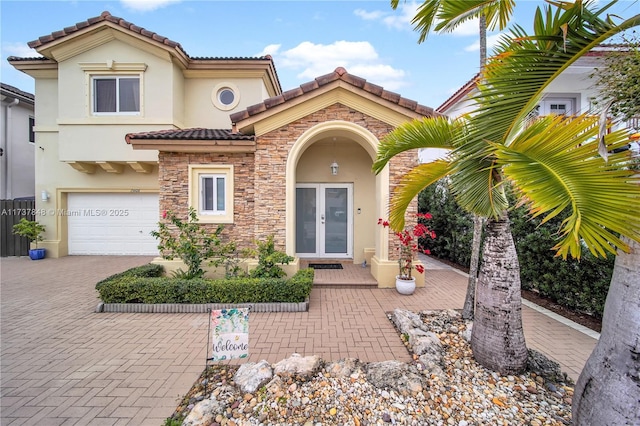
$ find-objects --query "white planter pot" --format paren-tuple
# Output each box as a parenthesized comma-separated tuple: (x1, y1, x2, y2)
(396, 276, 416, 295)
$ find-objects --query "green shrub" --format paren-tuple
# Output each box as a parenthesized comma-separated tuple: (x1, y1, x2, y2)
(510, 198, 613, 318)
(418, 180, 613, 318)
(247, 235, 294, 278)
(418, 179, 476, 268)
(97, 268, 314, 304)
(151, 208, 235, 279)
(95, 263, 164, 290)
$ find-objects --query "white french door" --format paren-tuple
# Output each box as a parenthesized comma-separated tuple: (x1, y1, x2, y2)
(295, 183, 353, 258)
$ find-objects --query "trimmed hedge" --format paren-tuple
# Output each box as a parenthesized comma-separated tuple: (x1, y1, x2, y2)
(419, 180, 613, 318)
(96, 266, 314, 304)
(95, 263, 165, 290)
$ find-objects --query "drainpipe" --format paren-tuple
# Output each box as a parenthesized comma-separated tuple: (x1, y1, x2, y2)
(1, 98, 19, 199)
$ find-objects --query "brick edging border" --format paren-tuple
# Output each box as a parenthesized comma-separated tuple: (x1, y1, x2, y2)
(95, 299, 309, 313)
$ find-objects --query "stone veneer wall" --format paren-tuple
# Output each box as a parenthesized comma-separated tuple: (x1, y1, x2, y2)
(385, 131, 419, 262)
(158, 151, 256, 250)
(157, 102, 419, 257)
(255, 103, 418, 255)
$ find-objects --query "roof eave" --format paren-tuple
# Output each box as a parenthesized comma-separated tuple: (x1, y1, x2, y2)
(126, 138, 256, 153)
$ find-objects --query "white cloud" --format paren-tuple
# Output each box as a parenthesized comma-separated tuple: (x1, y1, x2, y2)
(354, 2, 487, 38)
(2, 42, 41, 58)
(353, 9, 385, 21)
(120, 0, 181, 12)
(259, 44, 281, 57)
(354, 2, 418, 31)
(265, 40, 407, 92)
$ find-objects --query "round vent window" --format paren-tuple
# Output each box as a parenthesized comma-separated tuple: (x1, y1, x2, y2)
(211, 83, 240, 111)
(219, 88, 235, 105)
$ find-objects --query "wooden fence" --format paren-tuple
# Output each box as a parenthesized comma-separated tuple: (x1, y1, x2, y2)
(1, 199, 36, 257)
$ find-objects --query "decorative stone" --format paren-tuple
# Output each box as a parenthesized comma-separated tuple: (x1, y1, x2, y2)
(234, 360, 273, 394)
(273, 353, 322, 380)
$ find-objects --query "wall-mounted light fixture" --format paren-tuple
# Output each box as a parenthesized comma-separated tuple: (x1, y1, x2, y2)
(41, 190, 50, 202)
(330, 161, 339, 176)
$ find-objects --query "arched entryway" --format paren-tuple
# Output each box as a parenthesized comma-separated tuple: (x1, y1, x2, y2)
(285, 121, 390, 265)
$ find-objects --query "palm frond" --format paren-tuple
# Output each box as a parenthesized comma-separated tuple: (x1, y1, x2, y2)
(498, 115, 640, 259)
(388, 160, 452, 230)
(373, 116, 460, 174)
(436, 0, 516, 34)
(470, 2, 640, 147)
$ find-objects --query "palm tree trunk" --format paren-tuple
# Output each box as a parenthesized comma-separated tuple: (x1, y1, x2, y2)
(572, 237, 640, 425)
(471, 215, 528, 375)
(462, 14, 489, 321)
(462, 215, 483, 319)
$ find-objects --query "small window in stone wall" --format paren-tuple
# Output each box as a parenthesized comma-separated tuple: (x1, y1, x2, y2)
(188, 165, 234, 223)
(211, 83, 240, 111)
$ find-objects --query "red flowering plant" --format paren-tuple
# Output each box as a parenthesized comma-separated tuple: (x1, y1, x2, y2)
(378, 213, 436, 280)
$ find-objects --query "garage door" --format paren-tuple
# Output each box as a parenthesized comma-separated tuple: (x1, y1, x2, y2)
(68, 193, 159, 255)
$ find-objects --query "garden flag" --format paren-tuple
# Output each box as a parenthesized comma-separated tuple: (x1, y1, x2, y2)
(207, 308, 249, 361)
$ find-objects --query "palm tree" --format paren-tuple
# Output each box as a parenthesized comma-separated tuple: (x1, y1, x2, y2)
(572, 39, 640, 425)
(374, 1, 640, 375)
(391, 0, 517, 320)
(573, 239, 640, 425)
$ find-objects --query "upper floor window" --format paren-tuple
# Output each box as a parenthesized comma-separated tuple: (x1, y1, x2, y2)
(92, 76, 140, 114)
(538, 97, 576, 116)
(211, 82, 240, 111)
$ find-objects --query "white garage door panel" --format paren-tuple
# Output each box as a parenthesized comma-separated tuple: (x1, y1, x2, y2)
(68, 193, 159, 255)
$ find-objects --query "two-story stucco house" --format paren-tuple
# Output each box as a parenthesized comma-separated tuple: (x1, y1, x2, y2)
(9, 11, 437, 287)
(424, 47, 639, 163)
(1, 83, 35, 200)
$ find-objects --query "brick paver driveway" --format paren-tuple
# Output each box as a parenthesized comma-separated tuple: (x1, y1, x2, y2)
(1, 256, 207, 426)
(1, 255, 598, 425)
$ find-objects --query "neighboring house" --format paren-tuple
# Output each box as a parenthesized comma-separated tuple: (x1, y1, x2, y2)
(8, 11, 437, 287)
(1, 83, 35, 199)
(425, 47, 639, 162)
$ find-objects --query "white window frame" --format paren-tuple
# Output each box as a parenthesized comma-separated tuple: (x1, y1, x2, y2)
(91, 75, 142, 116)
(538, 97, 577, 116)
(200, 174, 226, 215)
(188, 165, 234, 223)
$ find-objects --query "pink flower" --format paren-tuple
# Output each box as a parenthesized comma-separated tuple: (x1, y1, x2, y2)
(162, 210, 167, 219)
(378, 213, 436, 279)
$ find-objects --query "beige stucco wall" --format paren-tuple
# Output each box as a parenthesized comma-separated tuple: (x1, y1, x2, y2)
(183, 78, 272, 129)
(295, 140, 376, 263)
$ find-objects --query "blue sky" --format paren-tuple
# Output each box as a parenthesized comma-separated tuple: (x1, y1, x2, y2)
(1, 0, 638, 108)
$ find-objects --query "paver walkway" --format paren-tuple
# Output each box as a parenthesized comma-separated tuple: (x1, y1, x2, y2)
(1, 255, 598, 425)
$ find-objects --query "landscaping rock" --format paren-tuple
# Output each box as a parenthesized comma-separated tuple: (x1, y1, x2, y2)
(365, 360, 425, 395)
(273, 353, 322, 380)
(527, 348, 567, 384)
(324, 358, 361, 378)
(182, 397, 225, 426)
(390, 308, 424, 334)
(234, 360, 273, 394)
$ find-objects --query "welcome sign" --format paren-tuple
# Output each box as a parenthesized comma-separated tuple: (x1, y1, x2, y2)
(207, 308, 249, 361)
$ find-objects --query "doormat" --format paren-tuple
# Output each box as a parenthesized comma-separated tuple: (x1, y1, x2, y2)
(308, 263, 343, 270)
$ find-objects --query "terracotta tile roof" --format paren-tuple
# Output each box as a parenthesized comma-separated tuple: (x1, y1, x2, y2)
(5, 56, 48, 62)
(1, 82, 34, 102)
(125, 128, 254, 141)
(436, 73, 480, 114)
(230, 67, 438, 123)
(27, 11, 189, 55)
(20, 11, 281, 93)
